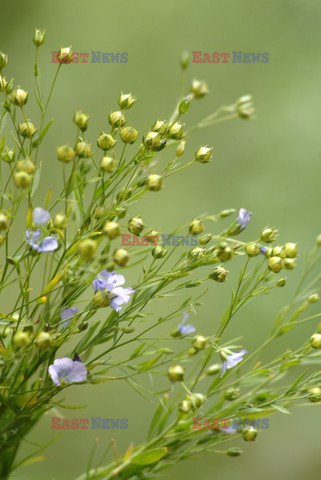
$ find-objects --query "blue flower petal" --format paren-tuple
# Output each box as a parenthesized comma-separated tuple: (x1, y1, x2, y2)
(33, 207, 50, 225)
(38, 236, 58, 252)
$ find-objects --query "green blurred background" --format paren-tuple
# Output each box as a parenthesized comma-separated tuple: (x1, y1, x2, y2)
(2, 0, 321, 478)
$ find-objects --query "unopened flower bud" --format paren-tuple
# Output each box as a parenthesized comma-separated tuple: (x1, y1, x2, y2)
(209, 265, 228, 282)
(103, 221, 120, 239)
(317, 234, 321, 246)
(120, 126, 139, 144)
(0, 213, 8, 231)
(151, 120, 168, 134)
(152, 245, 167, 259)
(13, 331, 30, 348)
(146, 174, 163, 192)
(35, 331, 52, 349)
(0, 75, 7, 92)
(188, 246, 206, 260)
(2, 147, 15, 163)
(76, 140, 92, 158)
(109, 111, 126, 128)
(97, 132, 117, 150)
(310, 333, 321, 349)
(237, 95, 255, 119)
(260, 227, 278, 243)
(168, 364, 185, 382)
(53, 213, 66, 229)
(225, 387, 241, 401)
(0, 52, 8, 70)
(284, 242, 298, 258)
(189, 219, 204, 236)
(268, 256, 284, 273)
(206, 363, 221, 375)
(179, 399, 192, 413)
(17, 158, 35, 174)
(283, 258, 296, 270)
(73, 110, 90, 132)
(33, 28, 46, 47)
(169, 122, 185, 140)
(307, 387, 321, 403)
(57, 145, 75, 163)
(189, 393, 206, 409)
(93, 290, 110, 308)
(14, 171, 32, 189)
(113, 248, 129, 266)
(143, 131, 162, 149)
(198, 233, 212, 245)
(242, 426, 257, 441)
(18, 122, 37, 138)
(245, 242, 260, 257)
(118, 92, 136, 110)
(217, 246, 234, 262)
(227, 447, 243, 457)
(176, 140, 186, 157)
(308, 293, 319, 304)
(5, 78, 13, 94)
(277, 277, 287, 287)
(0, 235, 5, 247)
(195, 146, 213, 163)
(11, 88, 28, 106)
(179, 95, 192, 114)
(180, 50, 189, 70)
(192, 335, 207, 350)
(191, 79, 208, 98)
(128, 217, 144, 236)
(57, 47, 73, 64)
(100, 156, 117, 173)
(272, 246, 285, 258)
(79, 238, 97, 261)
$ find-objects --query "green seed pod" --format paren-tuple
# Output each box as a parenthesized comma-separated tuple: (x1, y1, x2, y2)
(277, 277, 287, 287)
(113, 248, 129, 266)
(225, 387, 241, 401)
(57, 145, 75, 163)
(168, 122, 185, 140)
(206, 363, 221, 376)
(79, 238, 97, 261)
(118, 92, 136, 110)
(192, 335, 207, 351)
(103, 221, 120, 239)
(152, 245, 167, 259)
(209, 265, 228, 282)
(14, 171, 32, 189)
(35, 332, 52, 349)
(128, 217, 144, 236)
(73, 110, 90, 132)
(100, 156, 117, 173)
(308, 293, 319, 304)
(260, 227, 278, 243)
(108, 110, 126, 128)
(13, 331, 30, 348)
(0, 213, 9, 231)
(310, 333, 321, 349)
(146, 174, 163, 191)
(97, 132, 117, 150)
(195, 146, 213, 163)
(18, 122, 37, 138)
(242, 426, 257, 442)
(245, 242, 260, 257)
(189, 219, 204, 236)
(268, 256, 284, 273)
(191, 79, 208, 98)
(168, 364, 185, 382)
(11, 88, 28, 106)
(17, 158, 36, 174)
(33, 28, 46, 47)
(120, 126, 139, 144)
(93, 290, 110, 308)
(227, 447, 243, 457)
(76, 141, 92, 158)
(78, 322, 88, 332)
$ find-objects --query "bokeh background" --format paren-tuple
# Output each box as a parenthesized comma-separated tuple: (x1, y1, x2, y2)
(1, 0, 321, 478)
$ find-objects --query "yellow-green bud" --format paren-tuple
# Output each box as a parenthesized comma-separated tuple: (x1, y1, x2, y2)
(151, 120, 168, 134)
(168, 122, 185, 140)
(73, 110, 90, 132)
(227, 447, 243, 457)
(188, 246, 206, 260)
(189, 219, 204, 236)
(284, 242, 298, 258)
(0, 213, 8, 231)
(100, 156, 117, 173)
(118, 92, 136, 109)
(11, 88, 28, 106)
(143, 131, 161, 149)
(17, 158, 35, 174)
(120, 126, 139, 144)
(317, 234, 321, 246)
(76, 141, 92, 158)
(307, 387, 321, 403)
(5, 78, 13, 94)
(103, 221, 120, 239)
(13, 331, 30, 348)
(14, 171, 32, 189)
(35, 331, 52, 349)
(0, 75, 7, 92)
(168, 364, 185, 382)
(260, 227, 278, 243)
(242, 426, 257, 441)
(272, 246, 285, 258)
(195, 146, 213, 163)
(0, 52, 8, 70)
(245, 242, 260, 257)
(206, 363, 221, 376)
(225, 387, 241, 401)
(53, 213, 67, 229)
(57, 47, 73, 64)
(57, 145, 75, 163)
(176, 140, 186, 157)
(310, 333, 321, 349)
(0, 235, 5, 247)
(113, 248, 129, 266)
(93, 290, 110, 308)
(18, 122, 37, 138)
(237, 95, 255, 119)
(192, 335, 207, 350)
(152, 245, 167, 259)
(79, 238, 97, 261)
(277, 277, 287, 287)
(146, 174, 163, 192)
(179, 95, 192, 114)
(209, 265, 228, 282)
(189, 393, 206, 409)
(179, 399, 192, 413)
(2, 147, 15, 163)
(128, 217, 144, 236)
(180, 50, 189, 70)
(97, 132, 117, 150)
(283, 258, 296, 270)
(191, 79, 208, 98)
(109, 111, 126, 128)
(217, 246, 234, 262)
(199, 233, 212, 245)
(33, 28, 46, 47)
(308, 293, 319, 304)
(268, 256, 284, 273)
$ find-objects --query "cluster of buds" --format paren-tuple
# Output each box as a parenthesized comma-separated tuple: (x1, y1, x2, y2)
(179, 393, 206, 413)
(14, 157, 36, 190)
(260, 238, 298, 273)
(188, 335, 208, 355)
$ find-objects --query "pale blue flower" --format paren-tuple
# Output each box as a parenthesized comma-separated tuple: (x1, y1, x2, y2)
(26, 229, 58, 253)
(92, 270, 135, 312)
(61, 307, 80, 326)
(33, 207, 50, 225)
(178, 313, 196, 335)
(220, 349, 247, 377)
(48, 357, 87, 386)
(237, 208, 252, 230)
